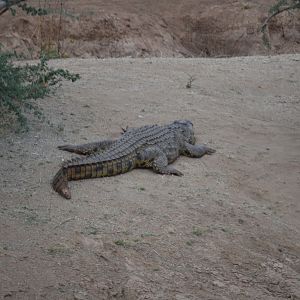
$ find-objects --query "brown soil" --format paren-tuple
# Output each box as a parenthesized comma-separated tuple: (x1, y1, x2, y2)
(0, 0, 299, 58)
(0, 54, 300, 299)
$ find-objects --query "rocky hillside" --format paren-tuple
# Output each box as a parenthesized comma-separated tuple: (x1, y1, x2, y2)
(0, 0, 299, 58)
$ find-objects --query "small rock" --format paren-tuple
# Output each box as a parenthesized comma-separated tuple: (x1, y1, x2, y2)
(73, 291, 87, 300)
(273, 262, 283, 269)
(229, 285, 241, 294)
(4, 292, 13, 298)
(175, 295, 189, 300)
(212, 280, 225, 288)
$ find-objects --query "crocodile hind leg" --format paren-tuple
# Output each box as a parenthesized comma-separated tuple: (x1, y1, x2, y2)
(138, 147, 183, 176)
(153, 154, 183, 176)
(182, 143, 216, 158)
(58, 139, 115, 155)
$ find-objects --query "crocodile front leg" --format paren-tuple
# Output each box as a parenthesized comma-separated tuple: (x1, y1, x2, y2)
(182, 142, 216, 158)
(138, 147, 183, 176)
(58, 139, 115, 155)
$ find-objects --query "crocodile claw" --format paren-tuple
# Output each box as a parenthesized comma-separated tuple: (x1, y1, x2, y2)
(205, 147, 216, 155)
(58, 144, 73, 151)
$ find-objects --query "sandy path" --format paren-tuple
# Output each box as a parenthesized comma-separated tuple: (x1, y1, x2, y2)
(0, 55, 299, 299)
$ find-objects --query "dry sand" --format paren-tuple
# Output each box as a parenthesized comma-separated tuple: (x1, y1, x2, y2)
(0, 54, 300, 299)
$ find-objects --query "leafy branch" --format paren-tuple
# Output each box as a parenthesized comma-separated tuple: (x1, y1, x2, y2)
(261, 0, 300, 48)
(0, 51, 80, 131)
(0, 0, 47, 16)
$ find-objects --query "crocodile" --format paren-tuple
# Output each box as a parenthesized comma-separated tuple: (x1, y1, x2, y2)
(52, 120, 215, 199)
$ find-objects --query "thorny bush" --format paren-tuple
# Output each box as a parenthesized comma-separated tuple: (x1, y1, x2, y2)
(0, 51, 80, 131)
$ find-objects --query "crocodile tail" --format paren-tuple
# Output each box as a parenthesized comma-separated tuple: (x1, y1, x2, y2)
(52, 167, 71, 199)
(65, 156, 136, 181)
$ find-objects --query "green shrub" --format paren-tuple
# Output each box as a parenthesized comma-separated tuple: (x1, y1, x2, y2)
(0, 51, 79, 131)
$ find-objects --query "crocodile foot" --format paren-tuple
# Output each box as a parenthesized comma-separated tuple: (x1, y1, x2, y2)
(205, 147, 216, 155)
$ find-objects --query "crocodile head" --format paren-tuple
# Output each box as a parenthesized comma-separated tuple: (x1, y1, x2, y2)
(173, 120, 196, 145)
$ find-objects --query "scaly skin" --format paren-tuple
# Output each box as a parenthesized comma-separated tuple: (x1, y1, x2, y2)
(52, 120, 216, 199)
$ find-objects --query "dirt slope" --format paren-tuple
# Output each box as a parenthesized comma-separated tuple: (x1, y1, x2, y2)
(0, 54, 299, 299)
(0, 0, 299, 58)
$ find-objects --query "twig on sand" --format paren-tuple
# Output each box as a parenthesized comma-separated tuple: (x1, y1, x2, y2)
(53, 217, 75, 229)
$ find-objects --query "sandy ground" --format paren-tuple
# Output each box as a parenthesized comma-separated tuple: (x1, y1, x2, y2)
(0, 55, 300, 299)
